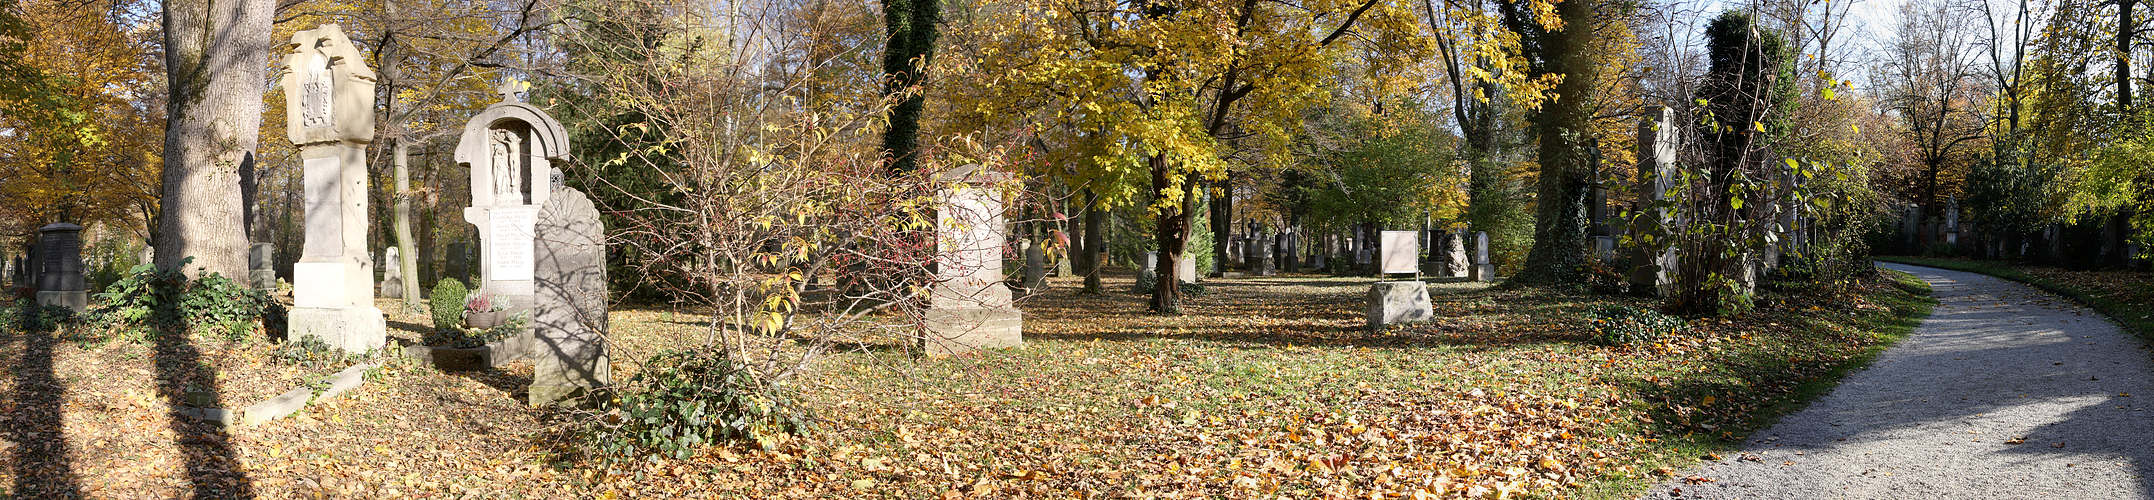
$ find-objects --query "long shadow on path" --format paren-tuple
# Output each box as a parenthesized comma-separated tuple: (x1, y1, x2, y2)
(6, 316, 83, 497)
(1659, 263, 2154, 499)
(152, 303, 255, 499)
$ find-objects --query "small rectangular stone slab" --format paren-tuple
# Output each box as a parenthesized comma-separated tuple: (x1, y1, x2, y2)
(242, 386, 316, 427)
(317, 363, 375, 401)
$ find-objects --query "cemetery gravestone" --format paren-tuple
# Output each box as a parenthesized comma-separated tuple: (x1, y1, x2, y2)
(1379, 230, 1419, 275)
(923, 165, 1024, 355)
(380, 246, 404, 299)
(444, 242, 469, 283)
(137, 245, 154, 266)
(1945, 197, 1960, 246)
(1468, 231, 1495, 282)
(530, 187, 611, 405)
(1365, 281, 1433, 329)
(1628, 106, 1679, 295)
(34, 223, 87, 312)
(249, 243, 276, 291)
(459, 79, 571, 315)
(1254, 231, 1276, 276)
(1430, 231, 1465, 278)
(283, 24, 386, 353)
(1022, 239, 1046, 291)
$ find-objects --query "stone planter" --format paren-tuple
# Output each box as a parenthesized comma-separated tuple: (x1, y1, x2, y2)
(464, 310, 506, 329)
(404, 332, 532, 371)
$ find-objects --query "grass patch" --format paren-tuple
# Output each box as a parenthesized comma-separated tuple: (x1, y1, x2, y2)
(1877, 256, 2154, 342)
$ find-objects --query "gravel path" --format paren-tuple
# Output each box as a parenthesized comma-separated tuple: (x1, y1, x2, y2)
(1653, 263, 2154, 499)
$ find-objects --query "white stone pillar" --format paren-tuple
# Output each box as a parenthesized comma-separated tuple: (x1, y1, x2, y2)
(923, 165, 1023, 355)
(281, 24, 385, 353)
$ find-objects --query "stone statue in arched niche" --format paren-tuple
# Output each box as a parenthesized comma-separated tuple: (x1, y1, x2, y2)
(490, 128, 522, 203)
(456, 81, 571, 324)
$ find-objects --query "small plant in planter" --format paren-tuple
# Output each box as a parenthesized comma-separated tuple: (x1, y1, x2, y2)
(464, 291, 506, 329)
(422, 312, 528, 349)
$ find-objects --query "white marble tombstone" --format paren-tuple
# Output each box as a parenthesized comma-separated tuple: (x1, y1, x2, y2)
(457, 80, 570, 315)
(1379, 230, 1419, 275)
(379, 246, 404, 298)
(923, 165, 1023, 355)
(282, 25, 385, 353)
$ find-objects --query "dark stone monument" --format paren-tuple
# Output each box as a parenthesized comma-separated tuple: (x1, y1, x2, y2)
(35, 223, 87, 312)
(445, 242, 470, 283)
(530, 187, 610, 405)
(249, 243, 277, 291)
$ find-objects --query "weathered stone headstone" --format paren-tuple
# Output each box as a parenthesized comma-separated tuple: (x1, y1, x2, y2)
(1944, 196, 1960, 246)
(1468, 231, 1495, 282)
(1429, 231, 1464, 277)
(459, 79, 570, 315)
(1365, 281, 1433, 329)
(1176, 253, 1197, 283)
(444, 242, 470, 283)
(1379, 230, 1419, 275)
(922, 165, 1023, 355)
(1594, 236, 1618, 263)
(248, 243, 276, 291)
(379, 246, 404, 299)
(1141, 250, 1160, 276)
(1280, 230, 1299, 273)
(1021, 239, 1046, 291)
(282, 24, 386, 353)
(1627, 107, 1679, 295)
(137, 245, 154, 266)
(1253, 231, 1276, 276)
(34, 223, 86, 312)
(530, 187, 610, 405)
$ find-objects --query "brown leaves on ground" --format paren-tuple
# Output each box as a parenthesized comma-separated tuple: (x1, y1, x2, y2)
(0, 270, 1926, 498)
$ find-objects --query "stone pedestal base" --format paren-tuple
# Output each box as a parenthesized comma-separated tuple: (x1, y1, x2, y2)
(249, 270, 277, 291)
(1469, 264, 1495, 282)
(1366, 281, 1432, 329)
(289, 306, 386, 353)
(35, 291, 86, 313)
(922, 306, 1023, 356)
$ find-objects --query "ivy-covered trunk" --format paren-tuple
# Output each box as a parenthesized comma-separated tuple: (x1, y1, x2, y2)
(1510, 0, 1598, 286)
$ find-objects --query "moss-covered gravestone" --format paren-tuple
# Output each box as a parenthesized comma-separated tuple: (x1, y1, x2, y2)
(530, 187, 609, 405)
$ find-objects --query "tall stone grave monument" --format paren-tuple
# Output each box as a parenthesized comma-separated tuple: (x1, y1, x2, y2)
(34, 223, 87, 312)
(1627, 106, 1679, 295)
(923, 165, 1024, 355)
(1432, 230, 1467, 278)
(1944, 196, 1960, 246)
(282, 25, 385, 353)
(1468, 231, 1495, 282)
(380, 246, 404, 299)
(530, 187, 611, 405)
(458, 80, 571, 314)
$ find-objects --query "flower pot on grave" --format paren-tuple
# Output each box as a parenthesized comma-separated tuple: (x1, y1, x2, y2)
(465, 310, 506, 329)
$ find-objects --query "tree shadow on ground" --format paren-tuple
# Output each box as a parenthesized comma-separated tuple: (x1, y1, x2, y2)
(1019, 270, 1600, 351)
(6, 311, 83, 497)
(151, 299, 255, 499)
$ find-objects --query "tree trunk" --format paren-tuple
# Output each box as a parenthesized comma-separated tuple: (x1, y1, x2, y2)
(1149, 155, 1191, 313)
(1510, 0, 1597, 286)
(156, 0, 274, 279)
(881, 0, 941, 174)
(394, 142, 422, 307)
(1081, 188, 1106, 294)
(2121, 0, 2135, 113)
(1210, 177, 1230, 276)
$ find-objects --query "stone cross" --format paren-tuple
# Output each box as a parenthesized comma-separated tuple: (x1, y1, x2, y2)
(281, 24, 384, 353)
(531, 187, 610, 405)
(34, 223, 86, 312)
(922, 165, 1023, 355)
(458, 78, 571, 314)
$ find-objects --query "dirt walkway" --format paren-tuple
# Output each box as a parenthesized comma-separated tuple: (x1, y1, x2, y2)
(1655, 263, 2154, 499)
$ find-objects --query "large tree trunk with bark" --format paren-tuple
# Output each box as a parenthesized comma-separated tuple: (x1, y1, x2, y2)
(1150, 155, 1194, 313)
(1510, 0, 1598, 286)
(156, 0, 275, 279)
(1080, 189, 1106, 294)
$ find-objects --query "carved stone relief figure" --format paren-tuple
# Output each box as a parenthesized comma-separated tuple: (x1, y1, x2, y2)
(490, 128, 522, 203)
